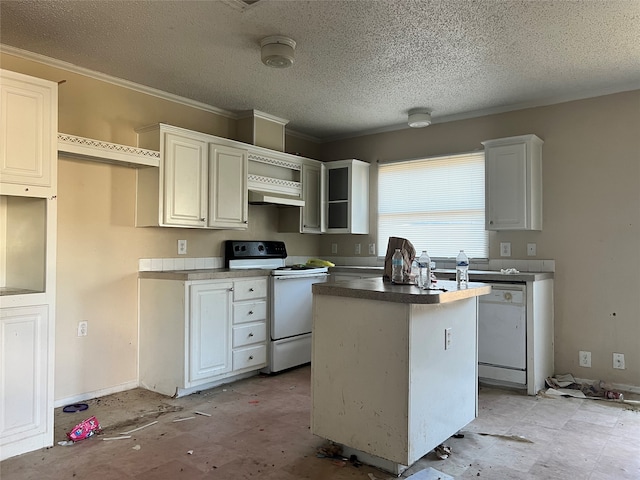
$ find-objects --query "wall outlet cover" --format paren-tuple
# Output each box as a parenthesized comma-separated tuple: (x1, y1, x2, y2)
(500, 242, 511, 257)
(579, 350, 591, 368)
(527, 243, 537, 256)
(331, 243, 338, 254)
(613, 353, 625, 369)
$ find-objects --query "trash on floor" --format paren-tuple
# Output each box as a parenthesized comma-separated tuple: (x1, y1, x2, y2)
(172, 416, 195, 422)
(545, 374, 626, 402)
(57, 440, 74, 446)
(132, 444, 141, 451)
(316, 443, 344, 459)
(62, 403, 89, 413)
(477, 433, 533, 443)
(434, 444, 452, 460)
(194, 410, 211, 417)
(187, 450, 194, 455)
(120, 420, 157, 435)
(102, 435, 131, 441)
(67, 416, 101, 441)
(405, 466, 455, 479)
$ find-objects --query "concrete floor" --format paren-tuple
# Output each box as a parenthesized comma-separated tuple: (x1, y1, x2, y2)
(1, 366, 639, 479)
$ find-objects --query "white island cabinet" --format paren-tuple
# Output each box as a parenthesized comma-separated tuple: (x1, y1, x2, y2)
(139, 275, 267, 397)
(311, 278, 490, 475)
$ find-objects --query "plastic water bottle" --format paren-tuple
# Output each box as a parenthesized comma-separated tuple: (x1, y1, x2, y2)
(456, 250, 469, 286)
(417, 250, 431, 289)
(391, 248, 403, 283)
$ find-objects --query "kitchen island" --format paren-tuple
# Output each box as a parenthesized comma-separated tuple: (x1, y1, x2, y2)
(311, 278, 491, 474)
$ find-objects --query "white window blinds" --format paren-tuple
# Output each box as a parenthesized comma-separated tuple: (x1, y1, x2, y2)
(377, 152, 488, 259)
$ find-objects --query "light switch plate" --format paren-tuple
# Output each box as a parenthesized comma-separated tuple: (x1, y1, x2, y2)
(331, 243, 338, 254)
(369, 243, 376, 255)
(500, 242, 511, 257)
(355, 244, 361, 255)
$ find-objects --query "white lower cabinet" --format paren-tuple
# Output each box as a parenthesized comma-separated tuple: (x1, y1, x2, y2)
(0, 305, 52, 461)
(139, 277, 267, 397)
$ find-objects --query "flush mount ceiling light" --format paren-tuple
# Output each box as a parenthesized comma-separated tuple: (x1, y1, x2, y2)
(408, 108, 432, 128)
(261, 36, 296, 68)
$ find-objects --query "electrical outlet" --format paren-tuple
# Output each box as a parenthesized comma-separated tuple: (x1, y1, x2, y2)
(178, 239, 187, 255)
(527, 243, 537, 256)
(369, 243, 376, 255)
(445, 328, 452, 350)
(331, 243, 338, 254)
(579, 350, 591, 367)
(613, 353, 625, 369)
(77, 321, 88, 337)
(500, 242, 511, 257)
(355, 243, 361, 255)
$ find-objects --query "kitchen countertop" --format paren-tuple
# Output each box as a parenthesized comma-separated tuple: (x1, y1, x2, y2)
(329, 266, 553, 282)
(313, 278, 491, 305)
(139, 268, 272, 281)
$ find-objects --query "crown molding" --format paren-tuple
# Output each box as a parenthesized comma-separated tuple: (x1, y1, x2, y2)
(0, 44, 237, 119)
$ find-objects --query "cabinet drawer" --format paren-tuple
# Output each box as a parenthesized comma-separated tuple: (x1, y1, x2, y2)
(233, 344, 266, 371)
(233, 301, 267, 324)
(233, 322, 267, 348)
(233, 279, 267, 301)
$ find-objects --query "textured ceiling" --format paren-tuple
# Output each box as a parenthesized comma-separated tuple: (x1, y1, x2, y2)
(1, 0, 639, 140)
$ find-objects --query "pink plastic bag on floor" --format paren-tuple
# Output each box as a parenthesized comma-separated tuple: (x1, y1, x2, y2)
(67, 416, 101, 441)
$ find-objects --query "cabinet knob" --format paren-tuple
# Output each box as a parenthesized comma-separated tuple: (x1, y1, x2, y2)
(229, 287, 234, 291)
(243, 220, 248, 224)
(248, 332, 254, 337)
(248, 310, 253, 315)
(489, 220, 494, 225)
(249, 288, 254, 292)
(249, 355, 254, 360)
(200, 217, 205, 221)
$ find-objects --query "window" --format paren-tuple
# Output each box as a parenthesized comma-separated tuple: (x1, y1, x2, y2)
(377, 152, 488, 259)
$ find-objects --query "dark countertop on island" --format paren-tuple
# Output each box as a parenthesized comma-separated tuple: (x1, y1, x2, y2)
(329, 266, 553, 282)
(313, 278, 491, 304)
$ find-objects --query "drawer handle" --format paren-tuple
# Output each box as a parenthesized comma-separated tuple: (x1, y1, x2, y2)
(249, 332, 254, 337)
(249, 355, 254, 360)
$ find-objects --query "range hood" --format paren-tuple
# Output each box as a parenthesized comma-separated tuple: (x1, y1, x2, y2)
(248, 190, 305, 207)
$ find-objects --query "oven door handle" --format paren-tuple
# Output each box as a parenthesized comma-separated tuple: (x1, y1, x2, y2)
(273, 274, 329, 280)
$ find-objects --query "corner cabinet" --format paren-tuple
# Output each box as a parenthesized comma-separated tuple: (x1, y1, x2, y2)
(483, 134, 543, 231)
(0, 70, 58, 461)
(136, 124, 248, 229)
(139, 277, 267, 398)
(325, 159, 369, 234)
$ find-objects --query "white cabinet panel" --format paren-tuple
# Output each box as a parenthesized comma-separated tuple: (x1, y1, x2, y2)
(233, 301, 267, 324)
(189, 282, 232, 381)
(326, 159, 369, 234)
(208, 144, 248, 229)
(483, 134, 543, 231)
(0, 70, 57, 195)
(0, 305, 50, 459)
(232, 322, 267, 348)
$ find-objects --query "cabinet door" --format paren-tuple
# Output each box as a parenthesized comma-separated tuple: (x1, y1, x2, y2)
(326, 160, 369, 234)
(189, 282, 232, 382)
(301, 162, 325, 233)
(485, 143, 528, 230)
(0, 305, 50, 454)
(163, 133, 207, 227)
(0, 70, 57, 193)
(208, 144, 248, 229)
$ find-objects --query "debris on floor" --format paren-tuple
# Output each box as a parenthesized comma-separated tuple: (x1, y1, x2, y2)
(544, 374, 629, 402)
(67, 416, 101, 441)
(172, 416, 195, 422)
(101, 435, 131, 441)
(434, 444, 452, 460)
(120, 420, 157, 435)
(194, 410, 211, 417)
(477, 433, 533, 443)
(316, 442, 344, 459)
(405, 466, 454, 479)
(62, 403, 89, 413)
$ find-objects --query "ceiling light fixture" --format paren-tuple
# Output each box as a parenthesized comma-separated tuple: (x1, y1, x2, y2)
(408, 108, 432, 128)
(261, 36, 296, 68)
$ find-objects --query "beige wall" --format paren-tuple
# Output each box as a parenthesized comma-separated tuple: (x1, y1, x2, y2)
(321, 91, 640, 388)
(2, 53, 320, 401)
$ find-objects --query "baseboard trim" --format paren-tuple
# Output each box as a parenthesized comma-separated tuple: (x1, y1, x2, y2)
(54, 381, 139, 408)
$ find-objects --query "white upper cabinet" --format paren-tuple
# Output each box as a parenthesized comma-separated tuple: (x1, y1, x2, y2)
(163, 131, 208, 227)
(483, 134, 543, 231)
(208, 144, 248, 229)
(326, 159, 369, 234)
(0, 69, 57, 196)
(136, 124, 248, 229)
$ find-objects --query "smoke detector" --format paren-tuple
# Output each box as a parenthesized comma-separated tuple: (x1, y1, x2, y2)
(408, 108, 432, 128)
(261, 36, 296, 68)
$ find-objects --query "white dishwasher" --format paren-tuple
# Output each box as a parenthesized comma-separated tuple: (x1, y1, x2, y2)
(478, 283, 527, 386)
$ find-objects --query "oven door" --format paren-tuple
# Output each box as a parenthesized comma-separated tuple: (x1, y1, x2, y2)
(271, 273, 328, 340)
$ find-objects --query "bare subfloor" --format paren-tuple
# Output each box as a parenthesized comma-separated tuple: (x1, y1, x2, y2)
(1, 366, 639, 479)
